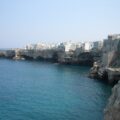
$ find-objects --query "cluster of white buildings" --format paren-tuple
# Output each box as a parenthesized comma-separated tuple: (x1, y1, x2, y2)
(108, 34, 120, 40)
(24, 34, 120, 53)
(57, 41, 82, 52)
(25, 43, 57, 50)
(25, 40, 103, 53)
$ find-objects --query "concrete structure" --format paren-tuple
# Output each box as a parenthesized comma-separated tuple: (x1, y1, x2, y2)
(108, 34, 120, 40)
(25, 44, 37, 50)
(57, 43, 65, 52)
(25, 40, 104, 53)
(64, 42, 77, 52)
(57, 41, 79, 52)
(36, 43, 48, 50)
(92, 41, 103, 51)
(82, 42, 93, 52)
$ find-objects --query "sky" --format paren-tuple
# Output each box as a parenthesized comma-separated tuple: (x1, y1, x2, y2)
(0, 0, 120, 48)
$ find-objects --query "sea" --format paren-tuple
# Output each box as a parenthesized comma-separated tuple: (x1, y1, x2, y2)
(0, 58, 111, 120)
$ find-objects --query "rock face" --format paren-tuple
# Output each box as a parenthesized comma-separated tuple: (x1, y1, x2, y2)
(0, 50, 15, 58)
(58, 51, 98, 65)
(0, 51, 5, 57)
(15, 49, 60, 62)
(89, 34, 120, 84)
(102, 37, 120, 68)
(11, 48, 101, 65)
(104, 80, 120, 120)
(89, 35, 120, 120)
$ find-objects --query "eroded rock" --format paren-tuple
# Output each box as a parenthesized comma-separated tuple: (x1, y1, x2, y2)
(104, 80, 120, 120)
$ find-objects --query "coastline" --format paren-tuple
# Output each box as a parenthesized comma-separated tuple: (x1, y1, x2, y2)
(89, 35, 120, 120)
(0, 34, 120, 119)
(0, 49, 99, 66)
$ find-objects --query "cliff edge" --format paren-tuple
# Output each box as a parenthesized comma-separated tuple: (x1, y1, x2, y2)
(89, 34, 120, 120)
(104, 80, 120, 120)
(89, 34, 120, 84)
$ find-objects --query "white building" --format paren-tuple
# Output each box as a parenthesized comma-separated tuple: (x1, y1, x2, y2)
(64, 42, 76, 52)
(108, 34, 120, 40)
(25, 43, 57, 50)
(25, 44, 37, 50)
(57, 43, 65, 51)
(36, 43, 48, 50)
(82, 42, 93, 52)
(57, 41, 79, 52)
(25, 40, 104, 52)
(92, 41, 103, 51)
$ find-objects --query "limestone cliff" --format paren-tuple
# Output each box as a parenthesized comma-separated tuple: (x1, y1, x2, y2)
(0, 50, 15, 58)
(104, 80, 120, 120)
(89, 35, 120, 84)
(89, 34, 120, 120)
(12, 49, 100, 65)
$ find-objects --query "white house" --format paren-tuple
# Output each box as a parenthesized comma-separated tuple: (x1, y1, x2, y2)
(82, 42, 93, 52)
(108, 34, 120, 40)
(36, 43, 48, 50)
(25, 44, 37, 50)
(57, 43, 65, 51)
(92, 41, 103, 51)
(57, 41, 78, 52)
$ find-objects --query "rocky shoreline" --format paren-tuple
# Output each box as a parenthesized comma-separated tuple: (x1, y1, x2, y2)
(89, 34, 120, 120)
(0, 49, 101, 66)
(104, 80, 120, 120)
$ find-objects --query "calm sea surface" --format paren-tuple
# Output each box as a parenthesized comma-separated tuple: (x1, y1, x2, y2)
(0, 59, 111, 120)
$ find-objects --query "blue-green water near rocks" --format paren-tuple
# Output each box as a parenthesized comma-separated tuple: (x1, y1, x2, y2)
(0, 59, 111, 120)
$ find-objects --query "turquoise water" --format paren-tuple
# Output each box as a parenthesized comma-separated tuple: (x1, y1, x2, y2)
(0, 59, 111, 120)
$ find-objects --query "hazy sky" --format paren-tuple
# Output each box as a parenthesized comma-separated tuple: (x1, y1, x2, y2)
(0, 0, 120, 48)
